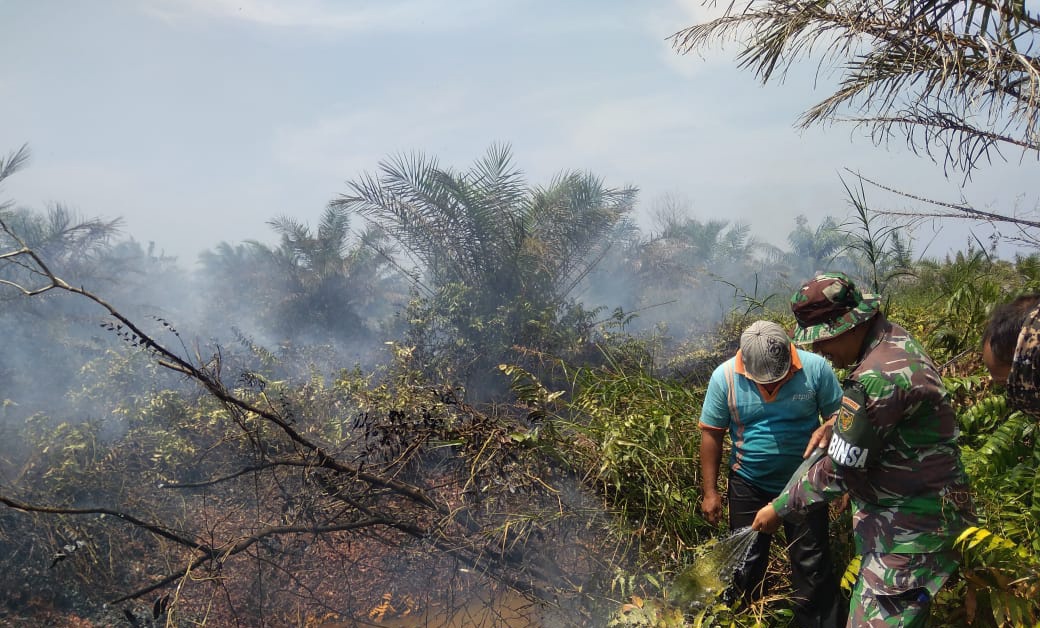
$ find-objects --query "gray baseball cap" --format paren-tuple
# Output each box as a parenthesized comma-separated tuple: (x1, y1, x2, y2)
(740, 320, 793, 384)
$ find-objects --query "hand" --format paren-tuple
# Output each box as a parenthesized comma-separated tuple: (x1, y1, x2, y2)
(803, 417, 836, 458)
(837, 493, 850, 513)
(751, 503, 781, 534)
(701, 491, 723, 525)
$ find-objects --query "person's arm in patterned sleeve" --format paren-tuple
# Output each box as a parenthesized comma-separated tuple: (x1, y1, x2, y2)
(751, 454, 846, 532)
(854, 370, 907, 442)
(751, 372, 852, 533)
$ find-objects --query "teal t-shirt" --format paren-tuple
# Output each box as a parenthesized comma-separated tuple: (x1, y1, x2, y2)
(699, 349, 842, 494)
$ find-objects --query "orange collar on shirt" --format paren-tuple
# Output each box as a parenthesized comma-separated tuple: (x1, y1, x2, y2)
(734, 344, 802, 402)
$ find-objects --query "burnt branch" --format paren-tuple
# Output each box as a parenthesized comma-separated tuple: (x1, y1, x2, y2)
(109, 518, 388, 604)
(0, 494, 213, 554)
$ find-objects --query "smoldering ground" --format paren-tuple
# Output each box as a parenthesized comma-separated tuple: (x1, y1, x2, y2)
(0, 148, 868, 625)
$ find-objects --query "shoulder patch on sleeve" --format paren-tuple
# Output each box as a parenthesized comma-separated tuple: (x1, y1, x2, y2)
(828, 380, 882, 469)
(840, 395, 860, 414)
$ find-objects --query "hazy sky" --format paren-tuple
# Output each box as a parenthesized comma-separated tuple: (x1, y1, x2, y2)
(3, 0, 1038, 263)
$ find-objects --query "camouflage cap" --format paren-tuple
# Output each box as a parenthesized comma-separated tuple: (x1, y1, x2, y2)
(790, 272, 880, 345)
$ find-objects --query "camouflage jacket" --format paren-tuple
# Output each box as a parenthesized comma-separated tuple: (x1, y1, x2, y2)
(1009, 302, 1040, 416)
(773, 314, 975, 554)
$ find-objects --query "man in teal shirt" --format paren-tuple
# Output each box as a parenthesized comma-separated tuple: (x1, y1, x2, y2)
(700, 320, 844, 627)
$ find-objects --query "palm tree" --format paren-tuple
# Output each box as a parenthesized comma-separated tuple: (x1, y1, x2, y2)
(198, 240, 279, 331)
(199, 207, 398, 349)
(0, 145, 142, 414)
(583, 196, 775, 335)
(332, 144, 635, 304)
(330, 144, 637, 393)
(780, 214, 852, 283)
(0, 204, 123, 304)
(2, 146, 125, 297)
(261, 207, 396, 314)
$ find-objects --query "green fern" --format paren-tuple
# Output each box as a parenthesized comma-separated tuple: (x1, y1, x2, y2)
(956, 526, 1040, 626)
(958, 394, 1008, 438)
(974, 411, 1035, 474)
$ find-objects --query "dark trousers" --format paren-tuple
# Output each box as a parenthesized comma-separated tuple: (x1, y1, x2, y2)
(728, 473, 846, 628)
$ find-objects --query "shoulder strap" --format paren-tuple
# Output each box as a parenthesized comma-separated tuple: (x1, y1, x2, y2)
(724, 360, 739, 422)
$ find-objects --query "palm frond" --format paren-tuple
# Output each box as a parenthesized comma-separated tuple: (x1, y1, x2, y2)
(335, 155, 450, 280)
(528, 171, 636, 298)
(0, 144, 30, 185)
(332, 146, 635, 323)
(671, 0, 1040, 174)
(267, 215, 309, 245)
(311, 206, 351, 276)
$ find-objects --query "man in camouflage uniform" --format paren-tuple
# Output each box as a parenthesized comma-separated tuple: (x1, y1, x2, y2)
(751, 272, 974, 627)
(981, 294, 1040, 416)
